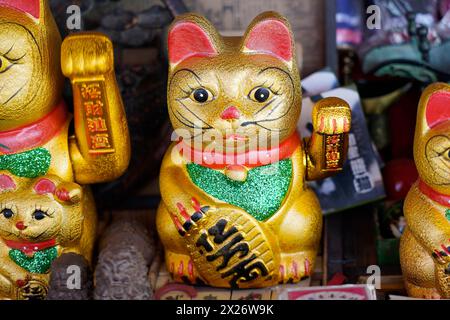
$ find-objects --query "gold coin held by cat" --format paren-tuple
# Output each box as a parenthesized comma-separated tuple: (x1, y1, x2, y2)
(185, 208, 280, 288)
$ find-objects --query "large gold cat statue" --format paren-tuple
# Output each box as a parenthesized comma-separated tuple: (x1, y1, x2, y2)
(400, 83, 450, 299)
(157, 12, 351, 288)
(0, 0, 130, 298)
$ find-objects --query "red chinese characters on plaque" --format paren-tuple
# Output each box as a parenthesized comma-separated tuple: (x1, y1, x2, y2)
(78, 81, 115, 154)
(324, 134, 344, 171)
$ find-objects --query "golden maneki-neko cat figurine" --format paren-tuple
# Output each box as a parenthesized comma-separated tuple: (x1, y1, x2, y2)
(400, 83, 450, 299)
(0, 0, 130, 299)
(157, 12, 352, 288)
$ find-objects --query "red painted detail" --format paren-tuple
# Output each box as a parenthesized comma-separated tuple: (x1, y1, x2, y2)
(177, 202, 190, 221)
(332, 118, 337, 133)
(344, 118, 350, 132)
(5, 238, 56, 257)
(441, 244, 450, 255)
(292, 261, 298, 279)
(327, 272, 347, 286)
(34, 178, 56, 195)
(304, 258, 311, 276)
(319, 117, 325, 132)
(154, 283, 198, 300)
(0, 101, 68, 154)
(172, 215, 184, 233)
(191, 198, 201, 212)
(15, 221, 27, 231)
(0, 0, 40, 19)
(177, 132, 301, 169)
(426, 91, 450, 128)
(225, 164, 246, 173)
(435, 249, 443, 259)
(0, 174, 16, 191)
(16, 279, 27, 288)
(178, 261, 184, 276)
(55, 188, 70, 202)
(419, 180, 450, 207)
(221, 106, 241, 120)
(188, 260, 194, 280)
(168, 22, 217, 65)
(244, 19, 292, 62)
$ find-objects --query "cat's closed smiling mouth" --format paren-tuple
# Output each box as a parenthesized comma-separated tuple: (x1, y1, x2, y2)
(226, 134, 248, 141)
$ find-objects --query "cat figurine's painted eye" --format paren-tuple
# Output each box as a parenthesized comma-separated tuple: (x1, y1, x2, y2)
(1, 208, 13, 219)
(192, 88, 213, 103)
(250, 87, 272, 103)
(33, 210, 47, 220)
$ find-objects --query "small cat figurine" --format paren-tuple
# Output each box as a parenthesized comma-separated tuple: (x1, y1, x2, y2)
(400, 83, 450, 299)
(157, 12, 351, 288)
(0, 172, 95, 300)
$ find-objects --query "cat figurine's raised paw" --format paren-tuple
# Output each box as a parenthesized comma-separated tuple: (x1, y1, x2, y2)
(157, 12, 351, 288)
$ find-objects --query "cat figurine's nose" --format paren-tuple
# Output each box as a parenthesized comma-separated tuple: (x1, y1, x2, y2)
(16, 221, 27, 231)
(221, 106, 241, 120)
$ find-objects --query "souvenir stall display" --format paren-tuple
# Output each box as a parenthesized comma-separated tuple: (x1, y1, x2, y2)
(0, 0, 449, 302)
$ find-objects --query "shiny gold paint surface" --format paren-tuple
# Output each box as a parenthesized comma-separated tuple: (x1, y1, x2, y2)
(401, 83, 450, 299)
(0, 0, 130, 299)
(157, 12, 351, 288)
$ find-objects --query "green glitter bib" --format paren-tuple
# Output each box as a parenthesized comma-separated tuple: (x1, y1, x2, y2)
(0, 148, 51, 178)
(9, 247, 58, 274)
(446, 209, 450, 221)
(187, 159, 293, 221)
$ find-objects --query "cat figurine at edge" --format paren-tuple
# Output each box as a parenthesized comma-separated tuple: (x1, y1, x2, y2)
(400, 83, 450, 299)
(0, 0, 130, 298)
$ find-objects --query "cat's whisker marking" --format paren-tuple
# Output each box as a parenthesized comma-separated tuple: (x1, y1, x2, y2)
(1, 82, 27, 106)
(267, 100, 284, 117)
(254, 98, 275, 115)
(170, 107, 210, 130)
(177, 100, 213, 129)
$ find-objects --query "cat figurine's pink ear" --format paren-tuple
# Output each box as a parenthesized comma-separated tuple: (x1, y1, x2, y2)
(0, 0, 40, 18)
(424, 90, 450, 128)
(241, 12, 295, 66)
(0, 174, 16, 192)
(168, 15, 220, 66)
(33, 177, 81, 203)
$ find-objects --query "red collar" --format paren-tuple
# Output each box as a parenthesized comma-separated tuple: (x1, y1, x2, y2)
(0, 101, 68, 155)
(419, 180, 450, 208)
(177, 133, 301, 169)
(4, 239, 56, 257)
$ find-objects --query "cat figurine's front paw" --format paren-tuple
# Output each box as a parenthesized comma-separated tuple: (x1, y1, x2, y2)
(278, 254, 312, 284)
(165, 251, 203, 285)
(312, 97, 351, 135)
